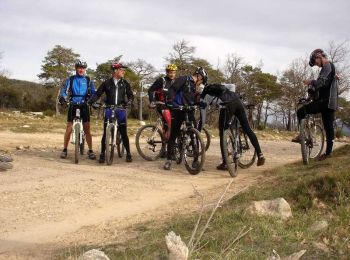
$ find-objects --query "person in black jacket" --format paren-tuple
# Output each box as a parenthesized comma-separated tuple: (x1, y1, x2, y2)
(292, 49, 338, 161)
(148, 64, 177, 140)
(89, 63, 134, 163)
(163, 67, 207, 170)
(201, 84, 265, 170)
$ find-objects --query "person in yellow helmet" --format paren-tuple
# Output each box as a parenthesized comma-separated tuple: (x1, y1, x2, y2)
(148, 64, 178, 141)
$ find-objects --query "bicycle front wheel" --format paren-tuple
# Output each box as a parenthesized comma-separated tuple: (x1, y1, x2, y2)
(117, 129, 125, 158)
(80, 135, 85, 155)
(184, 128, 205, 175)
(300, 119, 310, 165)
(223, 129, 238, 177)
(106, 124, 115, 165)
(309, 124, 324, 159)
(74, 124, 80, 164)
(135, 125, 165, 161)
(238, 131, 256, 169)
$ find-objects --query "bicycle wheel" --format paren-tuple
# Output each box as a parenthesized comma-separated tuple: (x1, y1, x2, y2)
(300, 119, 310, 165)
(238, 131, 256, 169)
(309, 124, 324, 159)
(174, 135, 183, 164)
(135, 125, 165, 161)
(184, 128, 205, 175)
(202, 127, 211, 151)
(106, 124, 115, 165)
(74, 124, 80, 164)
(116, 130, 125, 158)
(222, 129, 238, 177)
(80, 135, 85, 155)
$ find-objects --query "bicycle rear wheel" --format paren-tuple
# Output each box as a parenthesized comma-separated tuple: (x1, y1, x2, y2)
(135, 124, 165, 161)
(238, 131, 256, 169)
(202, 127, 211, 151)
(300, 119, 310, 165)
(106, 124, 115, 165)
(184, 128, 205, 175)
(309, 124, 324, 159)
(116, 130, 125, 158)
(223, 129, 238, 177)
(174, 135, 183, 164)
(74, 124, 80, 164)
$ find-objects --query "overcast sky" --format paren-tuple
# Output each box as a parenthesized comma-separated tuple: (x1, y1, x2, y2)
(0, 0, 349, 82)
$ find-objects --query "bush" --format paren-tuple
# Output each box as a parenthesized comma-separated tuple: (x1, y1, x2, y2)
(43, 109, 55, 117)
(335, 129, 344, 139)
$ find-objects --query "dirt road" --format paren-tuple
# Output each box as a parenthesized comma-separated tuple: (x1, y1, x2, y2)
(0, 131, 313, 259)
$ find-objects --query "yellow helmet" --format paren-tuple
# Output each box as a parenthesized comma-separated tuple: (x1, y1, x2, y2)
(166, 64, 178, 71)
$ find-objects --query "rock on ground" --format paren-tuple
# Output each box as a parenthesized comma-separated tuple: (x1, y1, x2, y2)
(79, 249, 110, 260)
(165, 231, 189, 260)
(309, 220, 328, 232)
(247, 198, 292, 220)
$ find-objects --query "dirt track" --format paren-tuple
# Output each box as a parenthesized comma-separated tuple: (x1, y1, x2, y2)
(0, 131, 311, 259)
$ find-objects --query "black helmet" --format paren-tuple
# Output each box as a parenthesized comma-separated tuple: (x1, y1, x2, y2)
(194, 67, 208, 84)
(75, 60, 87, 69)
(309, 49, 326, 67)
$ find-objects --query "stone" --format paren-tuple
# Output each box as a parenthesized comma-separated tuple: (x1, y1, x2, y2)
(309, 220, 328, 232)
(247, 198, 292, 220)
(79, 249, 110, 260)
(165, 231, 189, 260)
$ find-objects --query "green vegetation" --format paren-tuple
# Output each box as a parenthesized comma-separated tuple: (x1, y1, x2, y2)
(57, 145, 350, 259)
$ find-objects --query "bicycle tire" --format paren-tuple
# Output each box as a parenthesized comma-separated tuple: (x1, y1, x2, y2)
(300, 119, 310, 165)
(106, 124, 115, 165)
(202, 127, 211, 151)
(74, 124, 80, 164)
(184, 128, 205, 175)
(238, 132, 256, 169)
(135, 124, 165, 161)
(309, 124, 324, 159)
(223, 129, 238, 177)
(80, 135, 85, 155)
(117, 129, 125, 158)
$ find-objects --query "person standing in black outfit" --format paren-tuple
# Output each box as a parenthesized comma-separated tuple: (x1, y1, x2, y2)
(164, 67, 208, 170)
(200, 84, 266, 170)
(292, 49, 338, 161)
(89, 63, 134, 163)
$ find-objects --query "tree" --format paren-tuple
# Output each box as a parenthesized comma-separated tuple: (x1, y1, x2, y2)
(38, 45, 80, 115)
(166, 39, 196, 76)
(223, 53, 244, 84)
(127, 58, 156, 82)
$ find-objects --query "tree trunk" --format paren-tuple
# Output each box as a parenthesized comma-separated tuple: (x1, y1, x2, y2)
(287, 109, 292, 131)
(55, 88, 61, 116)
(263, 102, 269, 129)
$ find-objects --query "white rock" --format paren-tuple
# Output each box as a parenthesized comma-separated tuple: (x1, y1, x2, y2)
(16, 145, 24, 150)
(79, 249, 110, 260)
(309, 220, 328, 232)
(247, 198, 292, 220)
(22, 125, 30, 128)
(165, 231, 189, 260)
(283, 250, 307, 260)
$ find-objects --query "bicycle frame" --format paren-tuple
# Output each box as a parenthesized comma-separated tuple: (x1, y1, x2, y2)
(70, 104, 84, 145)
(104, 105, 126, 148)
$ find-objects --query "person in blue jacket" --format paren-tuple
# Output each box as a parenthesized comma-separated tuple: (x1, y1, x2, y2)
(58, 60, 97, 160)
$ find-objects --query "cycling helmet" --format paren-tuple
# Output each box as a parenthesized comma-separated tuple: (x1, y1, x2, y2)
(194, 67, 208, 84)
(166, 64, 178, 71)
(75, 60, 87, 69)
(111, 63, 128, 70)
(309, 49, 326, 67)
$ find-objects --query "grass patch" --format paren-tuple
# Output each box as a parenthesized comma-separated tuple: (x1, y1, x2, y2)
(56, 145, 350, 259)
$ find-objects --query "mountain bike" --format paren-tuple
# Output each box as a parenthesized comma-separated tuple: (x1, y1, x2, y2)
(221, 102, 256, 177)
(298, 98, 325, 165)
(136, 102, 211, 161)
(68, 102, 86, 164)
(172, 105, 206, 175)
(101, 104, 126, 165)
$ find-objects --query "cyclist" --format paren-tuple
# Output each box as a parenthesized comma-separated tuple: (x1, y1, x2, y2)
(292, 49, 338, 161)
(200, 83, 266, 170)
(163, 67, 207, 170)
(148, 64, 177, 140)
(59, 60, 96, 160)
(89, 63, 134, 163)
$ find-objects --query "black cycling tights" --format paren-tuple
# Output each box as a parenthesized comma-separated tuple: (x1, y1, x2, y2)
(219, 100, 262, 164)
(297, 100, 335, 155)
(100, 119, 131, 155)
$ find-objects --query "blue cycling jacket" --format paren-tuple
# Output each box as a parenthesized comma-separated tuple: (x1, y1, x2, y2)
(60, 75, 96, 104)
